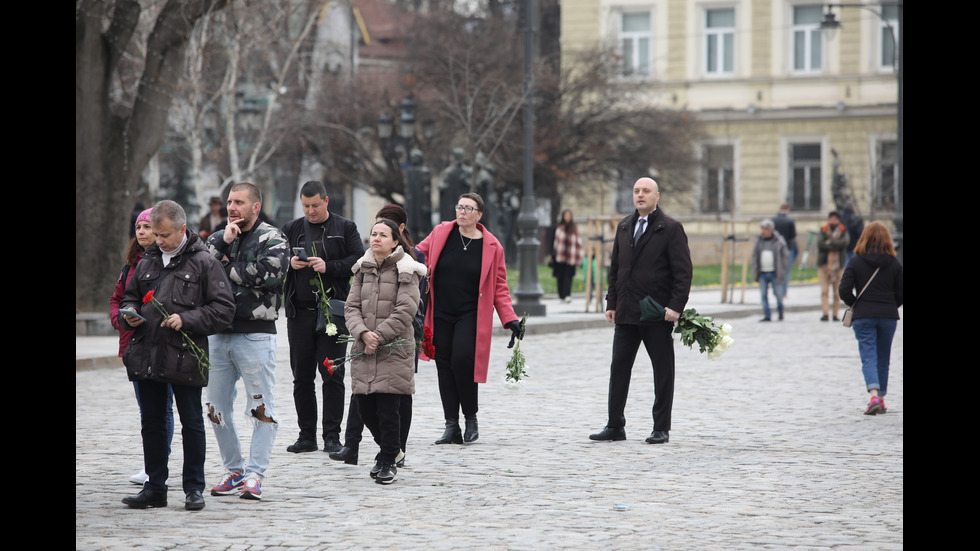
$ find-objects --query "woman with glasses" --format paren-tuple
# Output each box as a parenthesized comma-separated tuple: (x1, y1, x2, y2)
(417, 193, 524, 445)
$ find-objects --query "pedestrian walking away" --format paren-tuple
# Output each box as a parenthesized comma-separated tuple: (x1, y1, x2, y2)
(204, 182, 289, 501)
(839, 221, 903, 415)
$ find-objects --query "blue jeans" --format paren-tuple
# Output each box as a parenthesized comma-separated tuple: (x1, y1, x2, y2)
(207, 333, 279, 477)
(758, 272, 784, 319)
(851, 317, 897, 396)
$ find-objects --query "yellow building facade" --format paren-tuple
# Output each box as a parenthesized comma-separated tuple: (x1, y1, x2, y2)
(560, 0, 900, 263)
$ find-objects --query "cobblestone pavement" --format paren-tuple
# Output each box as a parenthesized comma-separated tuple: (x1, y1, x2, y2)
(76, 286, 903, 550)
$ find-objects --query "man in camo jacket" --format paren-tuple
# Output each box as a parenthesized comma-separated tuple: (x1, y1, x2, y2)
(204, 182, 288, 501)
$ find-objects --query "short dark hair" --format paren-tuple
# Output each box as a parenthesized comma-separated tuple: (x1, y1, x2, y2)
(458, 192, 485, 212)
(300, 180, 327, 199)
(828, 210, 841, 220)
(231, 182, 262, 204)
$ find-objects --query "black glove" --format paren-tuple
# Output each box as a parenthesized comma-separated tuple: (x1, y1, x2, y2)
(506, 319, 525, 349)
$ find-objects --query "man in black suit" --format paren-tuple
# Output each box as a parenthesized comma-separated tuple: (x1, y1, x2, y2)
(590, 177, 693, 445)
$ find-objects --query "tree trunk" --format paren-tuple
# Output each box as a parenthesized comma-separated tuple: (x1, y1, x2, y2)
(75, 0, 228, 312)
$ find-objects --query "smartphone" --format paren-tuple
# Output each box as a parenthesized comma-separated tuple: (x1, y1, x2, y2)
(120, 308, 146, 321)
(292, 247, 309, 261)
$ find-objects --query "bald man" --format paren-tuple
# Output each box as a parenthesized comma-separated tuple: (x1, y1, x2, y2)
(590, 178, 693, 445)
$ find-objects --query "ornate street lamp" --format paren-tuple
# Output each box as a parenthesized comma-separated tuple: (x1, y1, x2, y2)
(377, 95, 433, 237)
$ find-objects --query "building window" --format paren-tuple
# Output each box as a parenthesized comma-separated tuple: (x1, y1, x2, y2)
(880, 4, 899, 70)
(790, 143, 821, 211)
(875, 140, 898, 210)
(619, 11, 652, 77)
(792, 4, 823, 73)
(705, 8, 735, 76)
(702, 145, 733, 213)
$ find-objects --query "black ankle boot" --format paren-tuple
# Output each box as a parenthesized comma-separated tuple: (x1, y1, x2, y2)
(463, 416, 479, 443)
(328, 445, 358, 465)
(435, 420, 463, 444)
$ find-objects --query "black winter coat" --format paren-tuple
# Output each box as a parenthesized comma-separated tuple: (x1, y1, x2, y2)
(606, 208, 693, 325)
(839, 253, 903, 320)
(120, 231, 235, 386)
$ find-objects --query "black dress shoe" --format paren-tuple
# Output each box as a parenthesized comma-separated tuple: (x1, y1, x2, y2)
(645, 430, 669, 444)
(589, 426, 626, 441)
(463, 416, 479, 443)
(435, 420, 463, 445)
(184, 490, 205, 511)
(322, 438, 343, 454)
(328, 446, 359, 465)
(286, 439, 318, 453)
(122, 489, 167, 509)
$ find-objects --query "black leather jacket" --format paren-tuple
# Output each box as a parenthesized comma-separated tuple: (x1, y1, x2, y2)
(120, 231, 235, 386)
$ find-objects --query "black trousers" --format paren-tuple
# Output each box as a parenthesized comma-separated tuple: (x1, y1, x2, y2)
(136, 380, 205, 493)
(355, 393, 402, 463)
(433, 313, 479, 420)
(342, 394, 412, 452)
(607, 322, 675, 432)
(287, 308, 347, 442)
(554, 262, 576, 299)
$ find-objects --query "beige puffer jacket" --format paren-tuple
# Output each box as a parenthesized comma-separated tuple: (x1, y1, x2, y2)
(345, 246, 426, 395)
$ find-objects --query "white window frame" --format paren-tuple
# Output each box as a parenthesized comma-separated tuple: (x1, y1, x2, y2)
(878, 4, 899, 72)
(616, 9, 654, 79)
(869, 133, 899, 211)
(698, 139, 739, 214)
(781, 136, 827, 212)
(704, 7, 736, 77)
(791, 4, 824, 74)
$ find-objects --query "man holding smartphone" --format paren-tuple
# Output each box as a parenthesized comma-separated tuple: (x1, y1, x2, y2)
(281, 181, 364, 454)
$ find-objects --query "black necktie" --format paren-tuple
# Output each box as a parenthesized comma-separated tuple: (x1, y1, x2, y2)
(633, 218, 646, 244)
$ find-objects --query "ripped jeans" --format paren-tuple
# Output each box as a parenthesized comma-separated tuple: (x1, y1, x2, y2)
(206, 333, 279, 478)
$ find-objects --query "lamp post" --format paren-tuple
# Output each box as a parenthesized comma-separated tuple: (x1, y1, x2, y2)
(377, 95, 434, 237)
(513, 0, 546, 316)
(821, 2, 902, 263)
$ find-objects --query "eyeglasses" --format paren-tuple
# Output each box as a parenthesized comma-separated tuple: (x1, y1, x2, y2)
(455, 205, 478, 213)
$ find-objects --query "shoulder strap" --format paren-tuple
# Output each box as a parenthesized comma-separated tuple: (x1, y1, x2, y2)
(854, 267, 880, 302)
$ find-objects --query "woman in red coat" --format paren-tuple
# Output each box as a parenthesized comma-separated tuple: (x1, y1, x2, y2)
(417, 193, 524, 445)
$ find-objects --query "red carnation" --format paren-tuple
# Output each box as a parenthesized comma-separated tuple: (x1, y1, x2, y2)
(323, 358, 335, 375)
(142, 290, 155, 305)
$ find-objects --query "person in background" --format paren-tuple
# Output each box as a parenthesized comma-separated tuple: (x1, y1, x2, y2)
(751, 219, 789, 322)
(817, 211, 849, 321)
(552, 209, 583, 304)
(841, 204, 865, 267)
(416, 193, 524, 446)
(199, 196, 224, 239)
(772, 202, 797, 299)
(839, 222, 903, 415)
(109, 208, 174, 486)
(344, 219, 427, 484)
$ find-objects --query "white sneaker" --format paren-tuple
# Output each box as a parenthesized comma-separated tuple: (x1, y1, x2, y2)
(129, 470, 148, 485)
